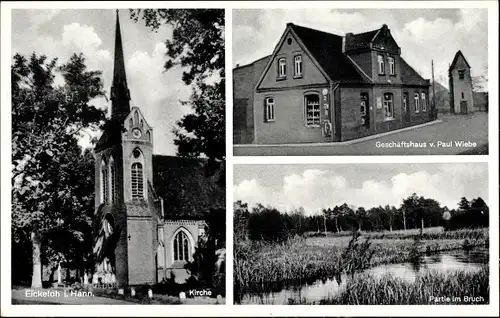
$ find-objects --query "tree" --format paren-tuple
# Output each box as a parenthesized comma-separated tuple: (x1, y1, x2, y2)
(458, 197, 470, 211)
(12, 52, 105, 288)
(129, 9, 225, 166)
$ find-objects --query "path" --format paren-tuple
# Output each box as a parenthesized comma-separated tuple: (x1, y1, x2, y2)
(234, 113, 489, 156)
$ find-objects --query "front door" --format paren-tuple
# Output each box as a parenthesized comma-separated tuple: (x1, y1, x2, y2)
(403, 93, 410, 124)
(460, 101, 468, 114)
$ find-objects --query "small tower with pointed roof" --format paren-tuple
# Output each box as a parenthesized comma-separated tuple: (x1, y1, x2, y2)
(448, 50, 474, 114)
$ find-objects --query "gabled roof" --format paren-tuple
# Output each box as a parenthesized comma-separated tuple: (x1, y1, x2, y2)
(152, 155, 225, 219)
(449, 50, 471, 70)
(288, 23, 368, 83)
(344, 29, 380, 51)
(400, 57, 430, 86)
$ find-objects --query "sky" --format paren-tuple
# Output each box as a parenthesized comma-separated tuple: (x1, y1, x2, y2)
(11, 9, 193, 155)
(234, 163, 489, 215)
(233, 9, 488, 87)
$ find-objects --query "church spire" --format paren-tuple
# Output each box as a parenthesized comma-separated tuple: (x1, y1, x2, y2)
(111, 9, 130, 118)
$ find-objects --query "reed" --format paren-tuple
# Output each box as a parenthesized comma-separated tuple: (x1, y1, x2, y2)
(307, 266, 490, 305)
(234, 228, 488, 294)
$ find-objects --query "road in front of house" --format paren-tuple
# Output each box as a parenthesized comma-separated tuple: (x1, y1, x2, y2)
(233, 113, 489, 156)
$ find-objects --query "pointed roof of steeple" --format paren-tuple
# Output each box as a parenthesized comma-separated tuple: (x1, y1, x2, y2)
(110, 9, 130, 118)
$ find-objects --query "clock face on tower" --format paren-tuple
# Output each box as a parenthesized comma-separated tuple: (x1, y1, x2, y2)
(132, 128, 142, 139)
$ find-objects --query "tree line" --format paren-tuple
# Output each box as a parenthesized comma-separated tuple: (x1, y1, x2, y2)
(234, 194, 489, 242)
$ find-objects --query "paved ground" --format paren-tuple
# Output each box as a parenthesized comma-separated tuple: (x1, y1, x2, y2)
(11, 289, 133, 305)
(233, 112, 489, 156)
(11, 288, 225, 305)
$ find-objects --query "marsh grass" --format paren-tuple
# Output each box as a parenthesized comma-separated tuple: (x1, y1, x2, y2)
(306, 266, 490, 305)
(234, 228, 488, 294)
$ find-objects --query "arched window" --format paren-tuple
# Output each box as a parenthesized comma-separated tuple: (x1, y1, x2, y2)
(414, 93, 420, 113)
(129, 118, 133, 129)
(134, 111, 139, 125)
(277, 58, 286, 78)
(101, 159, 108, 204)
(130, 148, 145, 199)
(140, 119, 144, 128)
(109, 157, 116, 203)
(377, 55, 385, 74)
(146, 131, 151, 142)
(173, 231, 190, 262)
(131, 162, 143, 199)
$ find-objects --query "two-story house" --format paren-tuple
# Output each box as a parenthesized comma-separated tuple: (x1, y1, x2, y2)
(233, 23, 433, 144)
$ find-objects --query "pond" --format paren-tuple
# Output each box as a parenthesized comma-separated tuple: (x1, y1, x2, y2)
(237, 247, 489, 305)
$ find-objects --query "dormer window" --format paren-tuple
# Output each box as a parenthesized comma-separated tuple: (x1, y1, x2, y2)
(458, 69, 465, 80)
(294, 55, 302, 77)
(388, 56, 395, 75)
(278, 58, 286, 78)
(377, 55, 385, 75)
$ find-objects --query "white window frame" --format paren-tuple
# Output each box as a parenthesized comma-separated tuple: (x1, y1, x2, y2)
(414, 93, 420, 113)
(388, 56, 395, 75)
(304, 93, 321, 127)
(278, 58, 286, 78)
(383, 93, 394, 120)
(421, 92, 427, 112)
(377, 55, 385, 75)
(294, 55, 302, 77)
(264, 97, 275, 122)
(130, 148, 145, 200)
(403, 93, 408, 113)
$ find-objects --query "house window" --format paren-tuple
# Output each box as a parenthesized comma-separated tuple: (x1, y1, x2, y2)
(173, 231, 190, 262)
(131, 162, 144, 199)
(304, 93, 320, 126)
(388, 56, 395, 75)
(377, 55, 385, 74)
(414, 93, 420, 113)
(458, 70, 465, 80)
(294, 55, 302, 77)
(461, 92, 464, 99)
(421, 93, 427, 112)
(278, 58, 286, 78)
(264, 97, 275, 122)
(383, 93, 394, 119)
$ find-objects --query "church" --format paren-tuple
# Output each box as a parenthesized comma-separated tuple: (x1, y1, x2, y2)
(233, 23, 433, 144)
(92, 11, 224, 287)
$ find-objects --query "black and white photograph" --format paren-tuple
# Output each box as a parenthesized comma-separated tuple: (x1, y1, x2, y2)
(234, 163, 490, 305)
(232, 9, 489, 156)
(9, 8, 226, 305)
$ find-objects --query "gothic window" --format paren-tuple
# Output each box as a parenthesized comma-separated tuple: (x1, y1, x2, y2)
(294, 55, 302, 77)
(129, 118, 133, 129)
(173, 230, 190, 262)
(278, 58, 286, 78)
(146, 131, 151, 142)
(383, 93, 394, 119)
(264, 97, 275, 122)
(134, 111, 139, 125)
(131, 162, 143, 199)
(101, 159, 108, 204)
(109, 157, 116, 203)
(304, 93, 320, 127)
(140, 119, 144, 128)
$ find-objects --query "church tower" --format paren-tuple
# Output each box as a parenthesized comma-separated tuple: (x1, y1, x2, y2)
(93, 10, 158, 287)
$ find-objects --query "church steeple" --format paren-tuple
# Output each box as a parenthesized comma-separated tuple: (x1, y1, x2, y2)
(110, 9, 131, 118)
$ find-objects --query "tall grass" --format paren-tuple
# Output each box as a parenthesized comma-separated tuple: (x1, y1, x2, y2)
(234, 228, 489, 294)
(309, 266, 489, 305)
